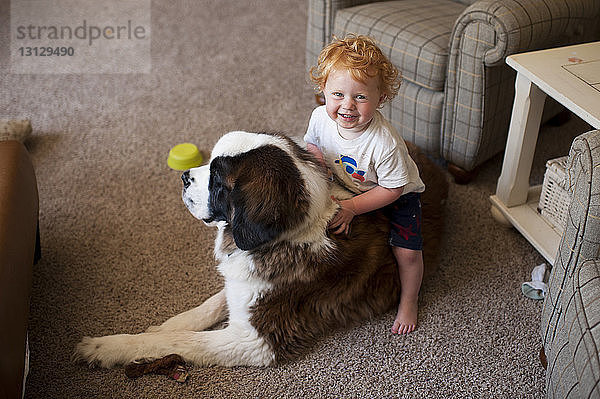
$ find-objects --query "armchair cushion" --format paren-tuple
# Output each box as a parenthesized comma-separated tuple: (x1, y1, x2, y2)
(333, 0, 466, 91)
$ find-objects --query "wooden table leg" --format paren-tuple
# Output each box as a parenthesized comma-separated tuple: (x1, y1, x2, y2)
(495, 73, 547, 207)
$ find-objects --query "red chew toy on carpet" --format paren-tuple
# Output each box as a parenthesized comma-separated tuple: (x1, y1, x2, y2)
(124, 354, 189, 383)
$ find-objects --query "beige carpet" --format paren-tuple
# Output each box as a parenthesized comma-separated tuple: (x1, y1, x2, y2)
(1, 1, 593, 397)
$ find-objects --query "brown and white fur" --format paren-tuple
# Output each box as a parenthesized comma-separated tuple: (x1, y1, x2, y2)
(75, 131, 447, 368)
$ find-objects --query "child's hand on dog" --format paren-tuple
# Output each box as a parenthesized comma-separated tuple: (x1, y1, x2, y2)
(328, 197, 357, 235)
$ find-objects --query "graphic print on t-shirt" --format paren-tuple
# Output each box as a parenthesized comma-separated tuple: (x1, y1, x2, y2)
(334, 155, 366, 182)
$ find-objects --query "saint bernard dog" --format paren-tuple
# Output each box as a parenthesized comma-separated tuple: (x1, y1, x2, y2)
(75, 131, 447, 368)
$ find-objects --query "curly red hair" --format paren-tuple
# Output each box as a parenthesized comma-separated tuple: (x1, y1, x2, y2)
(309, 34, 401, 105)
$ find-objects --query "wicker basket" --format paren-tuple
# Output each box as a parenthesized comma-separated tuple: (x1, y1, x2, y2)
(538, 156, 570, 234)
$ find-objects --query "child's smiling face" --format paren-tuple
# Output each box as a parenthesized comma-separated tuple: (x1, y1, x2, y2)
(323, 68, 383, 134)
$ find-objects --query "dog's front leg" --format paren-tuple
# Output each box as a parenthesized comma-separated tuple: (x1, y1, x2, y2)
(147, 289, 227, 333)
(75, 325, 274, 368)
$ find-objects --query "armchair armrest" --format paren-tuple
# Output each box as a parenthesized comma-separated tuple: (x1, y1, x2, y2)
(450, 0, 600, 67)
(442, 0, 599, 171)
(0, 140, 38, 399)
(541, 129, 600, 398)
(563, 128, 600, 262)
(570, 259, 600, 399)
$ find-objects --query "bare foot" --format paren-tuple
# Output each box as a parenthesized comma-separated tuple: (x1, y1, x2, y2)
(391, 300, 418, 335)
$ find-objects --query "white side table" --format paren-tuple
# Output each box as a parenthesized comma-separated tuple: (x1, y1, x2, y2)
(490, 42, 600, 265)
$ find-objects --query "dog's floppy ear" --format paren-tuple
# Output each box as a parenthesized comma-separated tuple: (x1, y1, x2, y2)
(230, 196, 280, 251)
(228, 145, 309, 251)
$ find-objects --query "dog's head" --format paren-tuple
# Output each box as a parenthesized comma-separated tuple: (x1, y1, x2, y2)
(182, 132, 315, 251)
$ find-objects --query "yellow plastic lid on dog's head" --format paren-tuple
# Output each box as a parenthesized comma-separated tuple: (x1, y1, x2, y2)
(167, 143, 203, 171)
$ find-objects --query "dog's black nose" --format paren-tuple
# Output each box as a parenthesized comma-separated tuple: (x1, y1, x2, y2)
(182, 171, 192, 188)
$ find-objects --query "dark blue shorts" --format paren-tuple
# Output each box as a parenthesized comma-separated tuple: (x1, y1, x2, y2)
(384, 192, 423, 251)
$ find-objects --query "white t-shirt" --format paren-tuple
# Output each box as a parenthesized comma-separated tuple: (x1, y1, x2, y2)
(304, 105, 425, 195)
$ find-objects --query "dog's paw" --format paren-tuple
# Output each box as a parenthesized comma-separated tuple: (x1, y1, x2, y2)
(74, 335, 135, 368)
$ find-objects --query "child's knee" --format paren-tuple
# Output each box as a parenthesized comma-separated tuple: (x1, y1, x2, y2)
(392, 246, 422, 266)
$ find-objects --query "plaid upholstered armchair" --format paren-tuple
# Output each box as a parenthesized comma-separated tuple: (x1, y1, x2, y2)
(306, 0, 600, 182)
(541, 130, 600, 398)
